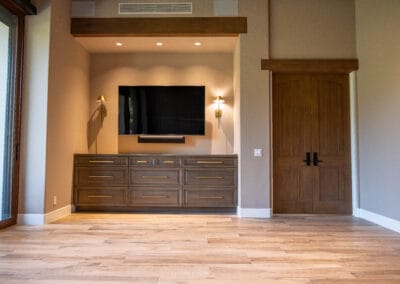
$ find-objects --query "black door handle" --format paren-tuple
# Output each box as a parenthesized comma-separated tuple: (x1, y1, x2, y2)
(303, 152, 311, 166)
(313, 152, 323, 166)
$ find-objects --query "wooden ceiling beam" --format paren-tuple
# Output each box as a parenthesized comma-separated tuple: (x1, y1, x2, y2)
(0, 0, 36, 15)
(71, 17, 247, 37)
(261, 59, 359, 74)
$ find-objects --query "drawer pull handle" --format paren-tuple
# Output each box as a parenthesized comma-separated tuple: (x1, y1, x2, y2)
(88, 195, 113, 198)
(142, 176, 169, 179)
(196, 176, 224, 179)
(163, 161, 175, 164)
(196, 161, 223, 164)
(142, 195, 168, 198)
(199, 196, 224, 199)
(89, 160, 115, 164)
(88, 175, 113, 178)
(136, 160, 149, 164)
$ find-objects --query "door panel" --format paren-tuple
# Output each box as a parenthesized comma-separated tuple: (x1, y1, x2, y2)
(311, 75, 351, 214)
(273, 73, 352, 214)
(273, 74, 313, 213)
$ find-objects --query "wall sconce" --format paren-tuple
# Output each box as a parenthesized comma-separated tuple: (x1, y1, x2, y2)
(214, 96, 224, 118)
(96, 95, 107, 123)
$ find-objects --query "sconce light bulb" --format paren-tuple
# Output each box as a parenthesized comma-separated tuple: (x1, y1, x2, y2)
(214, 96, 224, 118)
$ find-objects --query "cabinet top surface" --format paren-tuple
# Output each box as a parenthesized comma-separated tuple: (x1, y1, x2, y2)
(75, 153, 238, 158)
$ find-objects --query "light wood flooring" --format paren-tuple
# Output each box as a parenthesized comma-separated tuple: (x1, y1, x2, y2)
(0, 214, 399, 283)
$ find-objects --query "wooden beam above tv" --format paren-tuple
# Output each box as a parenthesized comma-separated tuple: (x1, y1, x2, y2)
(71, 17, 247, 37)
(261, 59, 359, 74)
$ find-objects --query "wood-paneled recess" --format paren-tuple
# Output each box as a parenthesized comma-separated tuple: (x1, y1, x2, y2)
(261, 59, 358, 73)
(71, 17, 247, 37)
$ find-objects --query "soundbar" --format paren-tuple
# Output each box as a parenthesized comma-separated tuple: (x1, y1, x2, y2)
(138, 135, 185, 144)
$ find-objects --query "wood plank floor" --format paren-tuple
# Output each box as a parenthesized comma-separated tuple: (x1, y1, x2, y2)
(0, 214, 399, 283)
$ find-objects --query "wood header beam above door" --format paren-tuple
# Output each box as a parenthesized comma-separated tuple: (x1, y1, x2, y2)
(261, 59, 359, 74)
(71, 17, 247, 37)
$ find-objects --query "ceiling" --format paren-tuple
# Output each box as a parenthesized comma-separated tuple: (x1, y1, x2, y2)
(74, 36, 237, 53)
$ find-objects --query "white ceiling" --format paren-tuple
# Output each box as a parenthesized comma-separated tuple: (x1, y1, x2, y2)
(75, 37, 238, 53)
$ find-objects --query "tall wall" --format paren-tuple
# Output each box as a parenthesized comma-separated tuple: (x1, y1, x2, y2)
(270, 0, 356, 59)
(19, 0, 90, 220)
(44, 0, 90, 213)
(19, 0, 51, 215)
(237, 0, 269, 213)
(89, 52, 234, 155)
(355, 0, 400, 221)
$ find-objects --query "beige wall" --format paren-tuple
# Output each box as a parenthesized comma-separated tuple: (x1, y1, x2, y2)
(20, 0, 90, 218)
(237, 0, 269, 210)
(355, 0, 400, 221)
(270, 0, 356, 59)
(44, 0, 90, 213)
(76, 0, 214, 17)
(89, 52, 234, 155)
(19, 0, 51, 215)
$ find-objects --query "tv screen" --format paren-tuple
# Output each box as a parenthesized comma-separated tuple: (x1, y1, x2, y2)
(118, 86, 205, 135)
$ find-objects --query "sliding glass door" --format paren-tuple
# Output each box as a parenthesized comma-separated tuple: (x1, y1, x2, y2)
(0, 4, 17, 227)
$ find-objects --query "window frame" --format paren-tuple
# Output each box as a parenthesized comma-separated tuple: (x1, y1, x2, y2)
(0, 0, 35, 229)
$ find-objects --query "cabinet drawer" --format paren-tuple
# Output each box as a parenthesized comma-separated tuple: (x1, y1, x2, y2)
(184, 189, 235, 207)
(130, 189, 180, 207)
(75, 155, 128, 166)
(130, 169, 180, 185)
(184, 169, 235, 186)
(76, 188, 127, 206)
(75, 167, 128, 186)
(183, 157, 236, 167)
(129, 157, 154, 167)
(156, 157, 181, 167)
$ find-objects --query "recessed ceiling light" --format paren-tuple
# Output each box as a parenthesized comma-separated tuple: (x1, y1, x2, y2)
(116, 42, 123, 46)
(156, 42, 163, 46)
(194, 42, 202, 46)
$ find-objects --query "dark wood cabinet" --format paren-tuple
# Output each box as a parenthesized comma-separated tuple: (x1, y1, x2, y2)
(73, 154, 237, 211)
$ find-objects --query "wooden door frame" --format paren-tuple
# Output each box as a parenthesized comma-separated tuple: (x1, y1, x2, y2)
(0, 0, 36, 229)
(262, 59, 359, 215)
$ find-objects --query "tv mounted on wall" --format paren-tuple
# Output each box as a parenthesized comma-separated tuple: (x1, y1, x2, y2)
(118, 86, 205, 136)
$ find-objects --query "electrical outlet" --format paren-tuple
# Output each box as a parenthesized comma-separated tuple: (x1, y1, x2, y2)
(53, 196, 57, 206)
(254, 148, 263, 157)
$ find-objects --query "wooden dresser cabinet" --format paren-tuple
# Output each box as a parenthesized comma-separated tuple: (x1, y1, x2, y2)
(73, 154, 237, 211)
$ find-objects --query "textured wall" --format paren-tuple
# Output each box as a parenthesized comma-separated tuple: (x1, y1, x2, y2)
(19, 0, 51, 214)
(237, 0, 269, 210)
(270, 0, 356, 59)
(44, 0, 90, 213)
(355, 0, 400, 221)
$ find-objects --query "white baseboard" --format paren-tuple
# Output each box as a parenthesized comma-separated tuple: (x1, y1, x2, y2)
(17, 213, 45, 225)
(17, 205, 72, 225)
(45, 205, 72, 224)
(237, 207, 272, 218)
(356, 208, 400, 234)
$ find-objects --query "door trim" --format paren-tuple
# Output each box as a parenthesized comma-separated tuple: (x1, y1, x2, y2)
(0, 0, 36, 229)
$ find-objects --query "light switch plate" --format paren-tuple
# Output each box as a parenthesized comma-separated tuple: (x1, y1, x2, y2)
(254, 148, 263, 157)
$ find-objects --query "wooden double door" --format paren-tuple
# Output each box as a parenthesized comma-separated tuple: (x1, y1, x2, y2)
(273, 73, 352, 214)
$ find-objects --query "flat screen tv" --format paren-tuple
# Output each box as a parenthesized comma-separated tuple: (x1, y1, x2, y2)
(118, 85, 205, 135)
